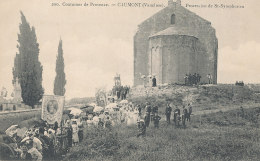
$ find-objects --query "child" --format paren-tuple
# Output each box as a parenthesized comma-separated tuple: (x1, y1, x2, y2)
(137, 119, 146, 137)
(153, 113, 161, 128)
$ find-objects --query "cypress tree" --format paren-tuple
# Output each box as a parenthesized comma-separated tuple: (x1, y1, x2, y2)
(14, 12, 44, 108)
(54, 39, 66, 96)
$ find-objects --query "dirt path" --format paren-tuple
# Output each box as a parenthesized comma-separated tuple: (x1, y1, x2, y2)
(193, 103, 260, 116)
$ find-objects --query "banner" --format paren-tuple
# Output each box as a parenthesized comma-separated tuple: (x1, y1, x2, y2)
(41, 95, 65, 125)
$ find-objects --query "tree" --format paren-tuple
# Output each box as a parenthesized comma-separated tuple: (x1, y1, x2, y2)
(13, 12, 44, 108)
(54, 39, 66, 96)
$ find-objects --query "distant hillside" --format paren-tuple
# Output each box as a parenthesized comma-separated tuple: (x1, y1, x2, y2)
(66, 97, 96, 105)
(128, 84, 260, 111)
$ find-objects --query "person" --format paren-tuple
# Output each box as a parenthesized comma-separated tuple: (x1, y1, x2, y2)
(153, 113, 161, 128)
(20, 141, 33, 160)
(197, 74, 201, 85)
(104, 117, 112, 130)
(25, 139, 42, 161)
(144, 112, 150, 127)
(65, 120, 73, 148)
(38, 127, 51, 159)
(165, 104, 172, 125)
(151, 106, 158, 122)
(182, 106, 188, 127)
(71, 120, 79, 146)
(137, 119, 146, 137)
(173, 106, 180, 126)
(98, 117, 104, 127)
(13, 105, 16, 111)
(184, 74, 188, 85)
(187, 104, 192, 122)
(78, 122, 84, 143)
(188, 73, 192, 85)
(21, 132, 42, 154)
(152, 76, 157, 87)
(145, 102, 151, 113)
(137, 105, 142, 116)
(145, 102, 151, 126)
(207, 74, 212, 84)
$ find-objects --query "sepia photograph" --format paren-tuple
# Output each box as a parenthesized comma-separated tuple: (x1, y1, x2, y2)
(0, 0, 260, 160)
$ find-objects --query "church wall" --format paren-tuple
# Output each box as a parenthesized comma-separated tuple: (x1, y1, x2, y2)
(150, 35, 202, 84)
(134, 3, 218, 86)
(134, 7, 174, 86)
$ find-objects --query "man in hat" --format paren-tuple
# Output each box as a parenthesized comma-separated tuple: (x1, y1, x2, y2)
(152, 76, 157, 87)
(187, 103, 192, 122)
(137, 119, 146, 137)
(145, 102, 151, 126)
(165, 104, 172, 125)
(182, 105, 188, 127)
(151, 106, 158, 121)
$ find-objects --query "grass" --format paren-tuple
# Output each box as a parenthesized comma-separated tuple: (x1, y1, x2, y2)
(0, 110, 41, 133)
(64, 106, 260, 161)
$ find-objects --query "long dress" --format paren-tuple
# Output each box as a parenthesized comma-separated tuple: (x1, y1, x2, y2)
(72, 124, 79, 143)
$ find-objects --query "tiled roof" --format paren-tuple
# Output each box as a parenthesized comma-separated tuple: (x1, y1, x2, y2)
(149, 26, 198, 38)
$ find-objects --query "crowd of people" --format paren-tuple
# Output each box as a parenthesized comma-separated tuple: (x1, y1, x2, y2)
(2, 113, 88, 160)
(2, 100, 193, 160)
(112, 85, 130, 100)
(184, 73, 201, 86)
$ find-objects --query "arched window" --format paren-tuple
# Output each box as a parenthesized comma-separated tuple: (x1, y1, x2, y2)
(171, 14, 175, 24)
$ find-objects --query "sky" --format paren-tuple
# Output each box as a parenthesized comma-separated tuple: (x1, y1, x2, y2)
(0, 0, 260, 99)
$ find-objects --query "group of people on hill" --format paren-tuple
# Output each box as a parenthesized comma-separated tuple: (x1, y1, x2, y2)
(112, 86, 130, 100)
(136, 103, 161, 137)
(184, 73, 201, 86)
(136, 102, 193, 137)
(165, 103, 192, 126)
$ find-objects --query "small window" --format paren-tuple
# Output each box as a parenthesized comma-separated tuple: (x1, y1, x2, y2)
(171, 14, 175, 24)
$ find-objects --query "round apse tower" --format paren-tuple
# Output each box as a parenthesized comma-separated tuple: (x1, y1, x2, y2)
(148, 26, 207, 85)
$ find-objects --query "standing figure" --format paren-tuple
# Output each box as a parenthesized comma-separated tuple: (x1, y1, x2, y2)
(152, 76, 157, 87)
(207, 74, 212, 84)
(184, 74, 188, 85)
(151, 106, 158, 122)
(137, 105, 142, 116)
(182, 106, 188, 127)
(173, 106, 180, 126)
(71, 120, 79, 146)
(144, 112, 150, 127)
(145, 103, 151, 126)
(78, 122, 84, 143)
(165, 104, 172, 125)
(65, 120, 73, 148)
(153, 113, 161, 128)
(187, 104, 192, 122)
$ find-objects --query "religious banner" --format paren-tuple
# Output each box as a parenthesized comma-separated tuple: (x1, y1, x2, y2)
(41, 95, 65, 125)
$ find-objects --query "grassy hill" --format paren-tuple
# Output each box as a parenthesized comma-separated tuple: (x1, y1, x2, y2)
(65, 106, 260, 161)
(128, 84, 260, 112)
(63, 84, 260, 161)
